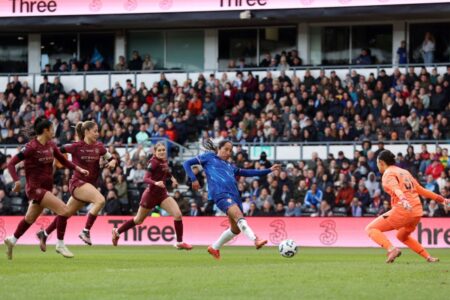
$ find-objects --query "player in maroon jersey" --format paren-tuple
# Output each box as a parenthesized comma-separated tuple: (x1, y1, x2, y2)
(112, 142, 192, 250)
(36, 121, 117, 250)
(4, 116, 89, 260)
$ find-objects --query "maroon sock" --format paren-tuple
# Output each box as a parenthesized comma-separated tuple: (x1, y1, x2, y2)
(13, 218, 32, 239)
(118, 219, 136, 234)
(174, 220, 183, 243)
(56, 216, 68, 240)
(84, 213, 98, 231)
(45, 218, 57, 235)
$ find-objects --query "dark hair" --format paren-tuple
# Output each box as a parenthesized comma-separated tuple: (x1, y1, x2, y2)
(22, 116, 50, 139)
(378, 150, 396, 166)
(75, 121, 97, 140)
(202, 138, 231, 153)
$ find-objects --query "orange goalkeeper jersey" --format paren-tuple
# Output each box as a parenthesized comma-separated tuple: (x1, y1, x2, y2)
(382, 165, 444, 215)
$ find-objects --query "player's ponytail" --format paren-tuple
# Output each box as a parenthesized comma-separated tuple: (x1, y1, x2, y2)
(75, 122, 84, 140)
(202, 139, 232, 154)
(76, 121, 97, 140)
(202, 138, 218, 153)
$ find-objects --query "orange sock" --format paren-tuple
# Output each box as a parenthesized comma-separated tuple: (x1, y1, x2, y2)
(401, 237, 430, 259)
(368, 228, 393, 250)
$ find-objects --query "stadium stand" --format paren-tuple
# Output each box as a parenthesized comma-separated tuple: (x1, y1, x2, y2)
(1, 61, 449, 218)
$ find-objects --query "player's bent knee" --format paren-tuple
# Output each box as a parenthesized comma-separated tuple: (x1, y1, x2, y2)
(396, 232, 408, 242)
(24, 215, 37, 224)
(96, 195, 106, 207)
(60, 208, 72, 217)
(365, 226, 376, 236)
(134, 217, 144, 225)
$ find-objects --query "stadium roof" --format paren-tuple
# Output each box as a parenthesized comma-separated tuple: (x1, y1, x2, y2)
(1, 3, 450, 32)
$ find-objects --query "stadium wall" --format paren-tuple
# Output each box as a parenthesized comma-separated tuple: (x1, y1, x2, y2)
(0, 216, 448, 248)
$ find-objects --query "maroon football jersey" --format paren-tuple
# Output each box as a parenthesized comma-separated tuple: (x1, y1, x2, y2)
(63, 141, 107, 185)
(143, 156, 171, 187)
(7, 139, 76, 190)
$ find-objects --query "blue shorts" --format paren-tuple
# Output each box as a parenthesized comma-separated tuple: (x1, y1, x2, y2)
(215, 194, 243, 213)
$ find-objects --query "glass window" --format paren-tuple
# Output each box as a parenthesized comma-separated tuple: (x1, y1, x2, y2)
(128, 31, 165, 69)
(41, 34, 77, 72)
(80, 33, 115, 70)
(0, 35, 28, 73)
(352, 25, 392, 64)
(166, 31, 204, 71)
(310, 26, 350, 65)
(409, 23, 450, 63)
(259, 27, 297, 63)
(218, 29, 257, 68)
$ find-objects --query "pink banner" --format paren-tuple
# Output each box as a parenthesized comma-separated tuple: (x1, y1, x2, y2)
(0, 216, 449, 248)
(0, 0, 449, 18)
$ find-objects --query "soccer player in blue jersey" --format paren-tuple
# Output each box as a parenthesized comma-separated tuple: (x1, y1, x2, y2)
(183, 139, 280, 260)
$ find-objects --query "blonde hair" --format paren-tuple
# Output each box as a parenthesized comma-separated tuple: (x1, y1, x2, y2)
(154, 142, 166, 152)
(75, 121, 97, 140)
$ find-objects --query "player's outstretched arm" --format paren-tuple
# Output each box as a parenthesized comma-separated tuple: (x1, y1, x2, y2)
(413, 178, 447, 204)
(183, 157, 200, 183)
(235, 164, 281, 177)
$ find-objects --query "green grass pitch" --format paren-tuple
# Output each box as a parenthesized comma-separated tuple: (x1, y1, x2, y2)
(1, 246, 448, 300)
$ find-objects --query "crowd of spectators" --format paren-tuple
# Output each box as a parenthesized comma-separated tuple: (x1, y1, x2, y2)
(0, 63, 449, 217)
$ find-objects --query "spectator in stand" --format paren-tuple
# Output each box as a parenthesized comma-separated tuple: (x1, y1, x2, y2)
(38, 75, 52, 94)
(355, 181, 371, 208)
(424, 174, 440, 194)
(303, 183, 323, 210)
(335, 181, 354, 208)
(354, 48, 372, 65)
(129, 50, 143, 71)
(285, 200, 301, 217)
(142, 55, 155, 71)
(397, 41, 408, 65)
(350, 198, 362, 217)
(421, 32, 435, 65)
(425, 200, 445, 217)
(425, 158, 445, 179)
(114, 56, 128, 71)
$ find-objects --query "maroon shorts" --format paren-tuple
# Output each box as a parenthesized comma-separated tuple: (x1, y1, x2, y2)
(26, 186, 50, 204)
(139, 187, 169, 209)
(69, 177, 89, 196)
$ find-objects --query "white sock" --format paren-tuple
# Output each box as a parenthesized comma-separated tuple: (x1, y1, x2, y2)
(57, 239, 65, 247)
(237, 218, 256, 242)
(9, 236, 18, 244)
(212, 228, 238, 250)
(44, 230, 48, 237)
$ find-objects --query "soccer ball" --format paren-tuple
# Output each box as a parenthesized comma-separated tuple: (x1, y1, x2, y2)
(278, 239, 297, 258)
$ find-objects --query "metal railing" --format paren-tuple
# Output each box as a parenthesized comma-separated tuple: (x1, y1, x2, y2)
(1, 62, 449, 92)
(4, 139, 448, 163)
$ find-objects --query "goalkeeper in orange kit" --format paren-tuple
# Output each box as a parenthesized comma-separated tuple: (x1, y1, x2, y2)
(365, 150, 450, 263)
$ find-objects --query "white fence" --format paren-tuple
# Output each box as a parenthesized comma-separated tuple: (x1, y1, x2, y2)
(1, 65, 449, 93)
(2, 142, 449, 161)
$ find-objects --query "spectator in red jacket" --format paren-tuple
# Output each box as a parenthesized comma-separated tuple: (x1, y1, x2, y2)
(425, 159, 445, 179)
(187, 93, 202, 116)
(335, 181, 355, 207)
